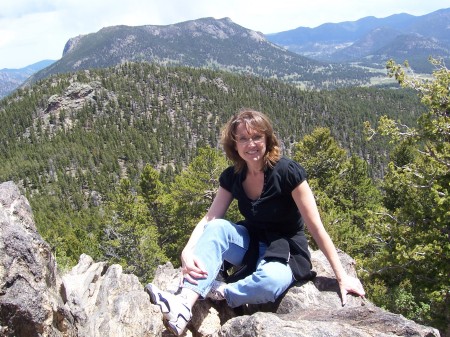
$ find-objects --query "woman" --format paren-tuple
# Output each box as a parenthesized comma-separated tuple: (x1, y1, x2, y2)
(146, 109, 365, 336)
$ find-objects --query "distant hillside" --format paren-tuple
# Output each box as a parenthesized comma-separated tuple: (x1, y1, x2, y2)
(25, 17, 379, 89)
(1, 62, 424, 199)
(266, 8, 450, 72)
(0, 60, 55, 99)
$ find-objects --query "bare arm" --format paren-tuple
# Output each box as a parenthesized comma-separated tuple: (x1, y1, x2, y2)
(181, 186, 233, 283)
(292, 180, 365, 305)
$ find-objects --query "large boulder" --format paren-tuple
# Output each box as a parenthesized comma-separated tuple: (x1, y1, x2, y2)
(0, 181, 441, 336)
(61, 254, 162, 337)
(0, 181, 74, 337)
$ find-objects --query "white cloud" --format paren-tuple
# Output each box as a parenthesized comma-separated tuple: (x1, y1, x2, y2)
(1, 0, 58, 19)
(0, 29, 15, 48)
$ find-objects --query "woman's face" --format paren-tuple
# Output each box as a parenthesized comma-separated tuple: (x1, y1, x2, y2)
(234, 123, 266, 166)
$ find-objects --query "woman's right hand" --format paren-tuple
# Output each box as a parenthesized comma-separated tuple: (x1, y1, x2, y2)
(181, 249, 208, 284)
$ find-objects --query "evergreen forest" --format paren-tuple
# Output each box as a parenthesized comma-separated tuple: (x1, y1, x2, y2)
(0, 60, 448, 334)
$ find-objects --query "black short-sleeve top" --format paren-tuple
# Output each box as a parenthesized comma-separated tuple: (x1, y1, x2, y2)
(219, 157, 315, 281)
(219, 157, 307, 237)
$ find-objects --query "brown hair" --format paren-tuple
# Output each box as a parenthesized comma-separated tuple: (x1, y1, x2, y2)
(221, 108, 281, 172)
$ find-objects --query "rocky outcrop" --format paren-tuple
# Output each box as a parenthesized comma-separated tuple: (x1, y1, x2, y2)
(0, 181, 441, 336)
(0, 181, 73, 337)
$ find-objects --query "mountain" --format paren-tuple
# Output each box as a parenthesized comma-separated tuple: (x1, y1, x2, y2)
(0, 60, 55, 99)
(25, 17, 378, 89)
(266, 8, 450, 72)
(3, 10, 448, 96)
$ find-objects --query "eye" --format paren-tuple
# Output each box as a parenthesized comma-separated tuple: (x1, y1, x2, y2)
(253, 135, 264, 142)
(238, 136, 249, 143)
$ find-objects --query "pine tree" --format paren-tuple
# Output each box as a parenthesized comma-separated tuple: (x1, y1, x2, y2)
(293, 128, 382, 261)
(364, 58, 449, 332)
(102, 178, 167, 282)
(159, 147, 233, 262)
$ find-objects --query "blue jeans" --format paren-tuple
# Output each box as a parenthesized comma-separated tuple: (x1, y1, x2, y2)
(182, 219, 294, 308)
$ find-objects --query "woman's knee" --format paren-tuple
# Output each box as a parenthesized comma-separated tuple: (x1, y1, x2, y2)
(202, 219, 239, 242)
(204, 219, 248, 239)
(203, 219, 233, 237)
(204, 218, 231, 230)
(201, 219, 249, 256)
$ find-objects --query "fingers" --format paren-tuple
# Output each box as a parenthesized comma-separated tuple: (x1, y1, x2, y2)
(341, 287, 348, 306)
(181, 257, 208, 284)
(181, 270, 206, 285)
(183, 272, 198, 285)
(352, 278, 366, 297)
(185, 261, 207, 278)
(184, 268, 207, 279)
(340, 276, 366, 306)
(193, 257, 207, 273)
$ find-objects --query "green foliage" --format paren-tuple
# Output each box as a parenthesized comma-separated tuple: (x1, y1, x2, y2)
(140, 164, 163, 206)
(102, 179, 167, 282)
(293, 127, 347, 189)
(293, 128, 382, 259)
(366, 278, 432, 324)
(364, 58, 450, 333)
(32, 194, 104, 272)
(158, 147, 236, 262)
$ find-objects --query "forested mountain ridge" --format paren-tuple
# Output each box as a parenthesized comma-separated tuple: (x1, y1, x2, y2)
(266, 8, 450, 73)
(25, 17, 380, 89)
(2, 63, 423, 193)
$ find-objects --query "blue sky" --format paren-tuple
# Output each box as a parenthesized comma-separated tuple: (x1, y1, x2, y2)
(1, 0, 449, 69)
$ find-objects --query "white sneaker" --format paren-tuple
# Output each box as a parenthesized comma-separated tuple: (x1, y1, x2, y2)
(145, 283, 192, 336)
(206, 280, 227, 301)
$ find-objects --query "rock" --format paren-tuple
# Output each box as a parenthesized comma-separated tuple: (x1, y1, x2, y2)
(0, 181, 75, 336)
(44, 81, 100, 114)
(61, 254, 162, 337)
(218, 305, 441, 337)
(0, 181, 442, 336)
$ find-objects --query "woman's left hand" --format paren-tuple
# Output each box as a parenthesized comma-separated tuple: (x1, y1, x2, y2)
(338, 274, 366, 306)
(291, 183, 366, 306)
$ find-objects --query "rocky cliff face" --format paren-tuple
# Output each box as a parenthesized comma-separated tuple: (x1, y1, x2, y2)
(0, 181, 441, 336)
